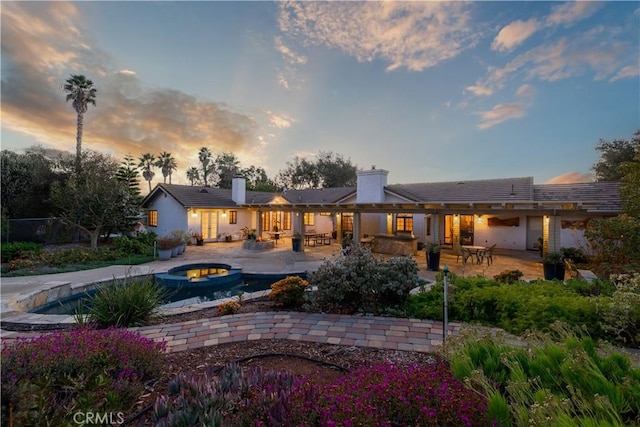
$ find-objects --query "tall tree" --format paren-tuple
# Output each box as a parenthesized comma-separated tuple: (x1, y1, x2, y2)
(241, 165, 278, 192)
(316, 151, 358, 188)
(51, 151, 137, 250)
(277, 151, 357, 189)
(63, 74, 97, 174)
(138, 153, 156, 193)
(619, 131, 640, 218)
(212, 152, 240, 188)
(186, 167, 200, 186)
(0, 147, 63, 218)
(198, 147, 213, 187)
(117, 154, 142, 200)
(592, 131, 640, 181)
(155, 151, 178, 184)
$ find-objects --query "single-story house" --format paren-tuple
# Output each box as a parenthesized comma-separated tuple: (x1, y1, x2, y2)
(140, 167, 621, 255)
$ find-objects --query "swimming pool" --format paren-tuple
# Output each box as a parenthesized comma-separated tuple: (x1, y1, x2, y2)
(31, 263, 306, 315)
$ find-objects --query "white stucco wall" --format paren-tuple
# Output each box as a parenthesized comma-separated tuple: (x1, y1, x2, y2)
(474, 214, 528, 250)
(146, 193, 188, 238)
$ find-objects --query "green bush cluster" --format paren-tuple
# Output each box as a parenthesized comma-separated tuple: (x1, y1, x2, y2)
(4, 233, 156, 275)
(2, 326, 166, 426)
(308, 246, 421, 314)
(84, 276, 169, 328)
(269, 276, 309, 308)
(406, 276, 604, 339)
(441, 326, 640, 426)
(493, 269, 523, 284)
(597, 273, 640, 347)
(0, 241, 43, 262)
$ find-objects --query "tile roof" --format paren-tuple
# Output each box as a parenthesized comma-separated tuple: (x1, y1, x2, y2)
(533, 182, 621, 212)
(142, 180, 621, 213)
(142, 184, 275, 208)
(282, 187, 355, 204)
(386, 177, 534, 202)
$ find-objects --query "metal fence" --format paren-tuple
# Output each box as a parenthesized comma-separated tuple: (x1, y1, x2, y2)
(3, 218, 79, 244)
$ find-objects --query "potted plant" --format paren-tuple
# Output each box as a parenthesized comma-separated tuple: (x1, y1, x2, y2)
(426, 242, 441, 271)
(191, 231, 204, 246)
(157, 235, 176, 260)
(542, 251, 565, 280)
(291, 232, 302, 252)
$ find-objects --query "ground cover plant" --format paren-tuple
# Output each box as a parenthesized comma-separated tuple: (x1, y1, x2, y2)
(1, 326, 166, 426)
(440, 325, 640, 426)
(152, 359, 494, 427)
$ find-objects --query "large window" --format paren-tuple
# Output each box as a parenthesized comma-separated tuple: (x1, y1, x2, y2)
(341, 213, 353, 232)
(396, 213, 413, 232)
(304, 212, 314, 226)
(148, 210, 158, 227)
(261, 211, 291, 231)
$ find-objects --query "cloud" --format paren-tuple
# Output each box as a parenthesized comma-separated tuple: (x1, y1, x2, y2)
(546, 172, 594, 184)
(275, 36, 307, 65)
(465, 84, 493, 96)
(545, 1, 602, 27)
(491, 18, 539, 52)
(278, 1, 479, 72)
(1, 2, 266, 184)
(610, 64, 640, 82)
(475, 84, 535, 130)
(486, 27, 635, 85)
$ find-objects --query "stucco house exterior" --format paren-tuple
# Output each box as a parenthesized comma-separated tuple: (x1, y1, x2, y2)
(140, 167, 621, 255)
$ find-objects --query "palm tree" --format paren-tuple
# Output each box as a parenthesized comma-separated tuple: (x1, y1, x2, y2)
(138, 153, 156, 193)
(155, 151, 178, 184)
(63, 74, 97, 174)
(186, 167, 200, 186)
(198, 147, 213, 187)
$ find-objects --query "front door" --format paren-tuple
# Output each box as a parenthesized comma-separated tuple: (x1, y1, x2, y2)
(201, 211, 218, 241)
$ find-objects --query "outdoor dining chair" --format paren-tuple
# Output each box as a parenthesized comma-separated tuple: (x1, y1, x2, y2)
(479, 244, 497, 266)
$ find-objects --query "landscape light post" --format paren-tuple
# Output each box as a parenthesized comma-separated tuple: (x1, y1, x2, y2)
(443, 264, 449, 343)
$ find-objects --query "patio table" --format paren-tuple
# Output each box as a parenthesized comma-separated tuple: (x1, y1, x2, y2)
(462, 245, 488, 265)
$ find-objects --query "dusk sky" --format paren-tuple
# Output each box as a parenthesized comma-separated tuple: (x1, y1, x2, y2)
(1, 1, 638, 190)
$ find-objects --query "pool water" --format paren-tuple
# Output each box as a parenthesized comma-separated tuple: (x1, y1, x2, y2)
(32, 272, 306, 315)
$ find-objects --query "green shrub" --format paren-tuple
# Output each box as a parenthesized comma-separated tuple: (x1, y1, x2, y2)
(493, 270, 524, 284)
(565, 278, 615, 296)
(216, 300, 242, 315)
(86, 276, 169, 328)
(1, 326, 165, 426)
(269, 276, 309, 308)
(441, 326, 640, 426)
(308, 246, 420, 314)
(406, 277, 603, 338)
(1, 241, 43, 262)
(560, 247, 589, 264)
(597, 273, 640, 347)
(114, 235, 151, 255)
